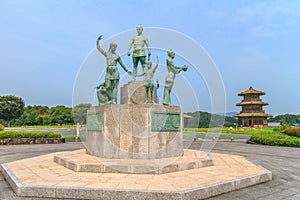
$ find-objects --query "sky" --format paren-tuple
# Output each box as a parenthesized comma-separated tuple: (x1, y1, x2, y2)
(0, 0, 299, 116)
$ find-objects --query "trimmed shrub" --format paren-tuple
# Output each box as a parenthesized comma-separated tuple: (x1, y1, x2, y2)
(250, 132, 300, 147)
(0, 124, 4, 131)
(283, 128, 300, 137)
(0, 131, 61, 139)
(273, 127, 281, 132)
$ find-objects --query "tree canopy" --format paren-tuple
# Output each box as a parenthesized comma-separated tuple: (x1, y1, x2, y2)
(0, 95, 25, 126)
(72, 103, 92, 124)
(1, 104, 77, 126)
(269, 114, 300, 125)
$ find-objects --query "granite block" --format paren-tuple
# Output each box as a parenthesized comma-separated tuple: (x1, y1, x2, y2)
(21, 186, 56, 198)
(166, 132, 183, 158)
(119, 107, 133, 159)
(120, 81, 158, 104)
(78, 164, 103, 173)
(55, 187, 103, 199)
(235, 170, 272, 189)
(85, 131, 104, 157)
(0, 164, 22, 195)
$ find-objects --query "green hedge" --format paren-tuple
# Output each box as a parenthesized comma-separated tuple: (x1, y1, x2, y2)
(249, 132, 300, 147)
(224, 128, 300, 147)
(0, 124, 4, 131)
(283, 128, 300, 137)
(14, 125, 77, 128)
(0, 131, 61, 139)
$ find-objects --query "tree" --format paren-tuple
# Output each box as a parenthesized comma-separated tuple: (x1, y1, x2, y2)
(0, 95, 25, 126)
(50, 105, 73, 125)
(24, 111, 36, 125)
(72, 103, 91, 124)
(34, 114, 50, 125)
(269, 114, 300, 125)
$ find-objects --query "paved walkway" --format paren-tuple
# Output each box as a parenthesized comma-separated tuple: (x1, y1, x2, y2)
(0, 142, 299, 200)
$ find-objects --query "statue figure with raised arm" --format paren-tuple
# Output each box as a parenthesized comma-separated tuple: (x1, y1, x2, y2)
(136, 56, 159, 103)
(127, 24, 151, 81)
(163, 50, 188, 106)
(96, 35, 131, 104)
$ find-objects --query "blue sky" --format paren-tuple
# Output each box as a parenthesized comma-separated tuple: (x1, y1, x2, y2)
(0, 0, 299, 115)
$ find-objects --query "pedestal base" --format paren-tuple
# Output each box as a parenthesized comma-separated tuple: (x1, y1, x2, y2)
(120, 81, 158, 104)
(86, 104, 183, 159)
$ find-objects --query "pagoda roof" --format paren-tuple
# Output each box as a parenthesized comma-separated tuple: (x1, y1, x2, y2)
(234, 113, 273, 117)
(236, 101, 269, 106)
(183, 114, 193, 119)
(238, 86, 265, 96)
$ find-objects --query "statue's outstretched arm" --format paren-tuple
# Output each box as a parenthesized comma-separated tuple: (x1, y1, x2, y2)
(117, 57, 129, 73)
(153, 55, 159, 73)
(145, 38, 151, 56)
(135, 72, 145, 77)
(167, 59, 183, 74)
(96, 35, 107, 57)
(127, 38, 134, 56)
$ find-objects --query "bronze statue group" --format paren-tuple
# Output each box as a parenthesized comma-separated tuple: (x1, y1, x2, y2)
(96, 24, 188, 106)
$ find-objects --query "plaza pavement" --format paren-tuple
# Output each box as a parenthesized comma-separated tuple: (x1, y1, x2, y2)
(0, 141, 299, 200)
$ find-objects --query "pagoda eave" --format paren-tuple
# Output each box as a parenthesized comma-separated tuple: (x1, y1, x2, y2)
(234, 113, 273, 118)
(236, 101, 269, 106)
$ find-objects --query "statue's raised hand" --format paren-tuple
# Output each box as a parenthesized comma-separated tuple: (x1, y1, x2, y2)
(96, 35, 102, 45)
(182, 65, 188, 71)
(97, 35, 103, 41)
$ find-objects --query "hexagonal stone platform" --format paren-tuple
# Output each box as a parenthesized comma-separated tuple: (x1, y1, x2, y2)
(0, 150, 272, 200)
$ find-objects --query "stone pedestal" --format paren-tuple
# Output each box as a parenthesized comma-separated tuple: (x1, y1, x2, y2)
(85, 104, 183, 159)
(120, 81, 158, 104)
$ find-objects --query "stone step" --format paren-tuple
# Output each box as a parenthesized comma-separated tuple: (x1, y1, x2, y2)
(53, 149, 213, 174)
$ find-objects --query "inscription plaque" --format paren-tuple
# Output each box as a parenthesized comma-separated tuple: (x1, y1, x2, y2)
(87, 112, 103, 131)
(151, 112, 181, 131)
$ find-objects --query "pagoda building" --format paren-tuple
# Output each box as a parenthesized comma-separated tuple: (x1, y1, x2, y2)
(234, 86, 272, 128)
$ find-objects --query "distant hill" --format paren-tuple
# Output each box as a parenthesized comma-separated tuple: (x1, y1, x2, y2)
(225, 111, 239, 117)
(185, 111, 238, 128)
(215, 111, 239, 117)
(185, 111, 300, 128)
